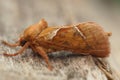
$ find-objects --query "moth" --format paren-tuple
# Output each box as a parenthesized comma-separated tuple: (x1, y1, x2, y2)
(2, 19, 111, 70)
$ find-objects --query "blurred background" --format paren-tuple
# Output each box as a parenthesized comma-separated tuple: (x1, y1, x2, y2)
(0, 0, 120, 74)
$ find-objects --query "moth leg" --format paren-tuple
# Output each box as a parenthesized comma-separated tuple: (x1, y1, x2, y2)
(3, 42, 29, 56)
(2, 40, 20, 47)
(35, 46, 52, 70)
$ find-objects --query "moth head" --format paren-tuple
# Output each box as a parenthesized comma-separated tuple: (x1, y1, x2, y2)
(19, 19, 48, 46)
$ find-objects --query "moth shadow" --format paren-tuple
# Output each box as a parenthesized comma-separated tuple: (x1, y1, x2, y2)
(48, 51, 88, 59)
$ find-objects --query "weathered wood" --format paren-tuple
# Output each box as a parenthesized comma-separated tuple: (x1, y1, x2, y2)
(0, 0, 120, 80)
(0, 51, 118, 80)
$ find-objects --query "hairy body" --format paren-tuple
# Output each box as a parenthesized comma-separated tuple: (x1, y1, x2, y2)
(2, 19, 111, 70)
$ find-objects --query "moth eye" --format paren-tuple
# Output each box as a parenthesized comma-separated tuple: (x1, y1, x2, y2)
(20, 40, 27, 46)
